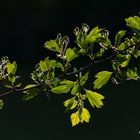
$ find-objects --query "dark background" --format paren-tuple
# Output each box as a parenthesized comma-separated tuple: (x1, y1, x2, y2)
(0, 0, 140, 140)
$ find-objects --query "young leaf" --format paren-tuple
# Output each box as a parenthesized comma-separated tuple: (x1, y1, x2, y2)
(51, 85, 71, 94)
(93, 71, 112, 89)
(116, 54, 131, 67)
(80, 108, 91, 123)
(115, 30, 126, 46)
(65, 48, 79, 62)
(126, 67, 140, 80)
(6, 61, 17, 75)
(60, 80, 74, 86)
(44, 40, 60, 52)
(125, 16, 140, 31)
(133, 50, 140, 58)
(64, 97, 77, 111)
(0, 99, 4, 109)
(71, 82, 79, 95)
(39, 60, 48, 71)
(86, 26, 102, 43)
(85, 89, 105, 108)
(71, 111, 80, 127)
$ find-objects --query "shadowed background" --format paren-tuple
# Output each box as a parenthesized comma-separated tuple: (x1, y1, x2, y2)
(0, 0, 140, 139)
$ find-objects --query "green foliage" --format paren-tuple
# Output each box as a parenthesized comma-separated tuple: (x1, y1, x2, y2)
(0, 14, 140, 127)
(85, 89, 105, 108)
(65, 48, 79, 62)
(70, 107, 91, 127)
(126, 16, 140, 31)
(93, 71, 112, 89)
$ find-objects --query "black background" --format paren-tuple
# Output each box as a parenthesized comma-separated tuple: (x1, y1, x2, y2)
(0, 0, 140, 140)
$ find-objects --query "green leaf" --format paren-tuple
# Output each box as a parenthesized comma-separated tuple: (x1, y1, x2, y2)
(65, 48, 79, 62)
(119, 42, 127, 51)
(39, 60, 48, 71)
(115, 30, 126, 46)
(70, 111, 80, 127)
(116, 54, 131, 67)
(44, 40, 60, 52)
(64, 97, 77, 111)
(6, 61, 17, 75)
(60, 80, 74, 86)
(80, 108, 91, 123)
(71, 82, 79, 95)
(85, 89, 105, 108)
(80, 72, 89, 86)
(125, 16, 140, 31)
(133, 50, 140, 58)
(23, 84, 37, 91)
(86, 26, 102, 43)
(93, 71, 112, 89)
(22, 84, 40, 101)
(51, 85, 71, 94)
(126, 67, 140, 80)
(0, 99, 4, 109)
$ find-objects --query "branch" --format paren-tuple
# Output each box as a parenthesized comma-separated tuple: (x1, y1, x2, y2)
(0, 84, 40, 98)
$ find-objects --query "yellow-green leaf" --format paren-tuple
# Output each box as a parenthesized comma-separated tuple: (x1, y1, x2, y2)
(64, 97, 77, 111)
(85, 89, 105, 108)
(51, 85, 71, 94)
(70, 112, 80, 127)
(44, 40, 60, 52)
(80, 108, 91, 123)
(6, 61, 17, 75)
(65, 48, 78, 62)
(93, 71, 112, 89)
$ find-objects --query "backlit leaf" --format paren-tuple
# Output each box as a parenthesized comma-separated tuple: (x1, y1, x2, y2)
(44, 40, 60, 52)
(85, 89, 105, 108)
(71, 111, 80, 127)
(93, 71, 112, 89)
(65, 48, 79, 62)
(51, 85, 71, 94)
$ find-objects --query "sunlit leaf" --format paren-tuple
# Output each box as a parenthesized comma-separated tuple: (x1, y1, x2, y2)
(71, 82, 79, 95)
(51, 85, 71, 94)
(44, 40, 60, 52)
(93, 71, 112, 89)
(71, 111, 80, 127)
(64, 97, 77, 111)
(125, 16, 140, 31)
(115, 30, 126, 46)
(126, 67, 140, 80)
(6, 61, 17, 75)
(85, 89, 105, 108)
(65, 48, 79, 62)
(86, 26, 102, 43)
(116, 54, 131, 67)
(80, 108, 91, 123)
